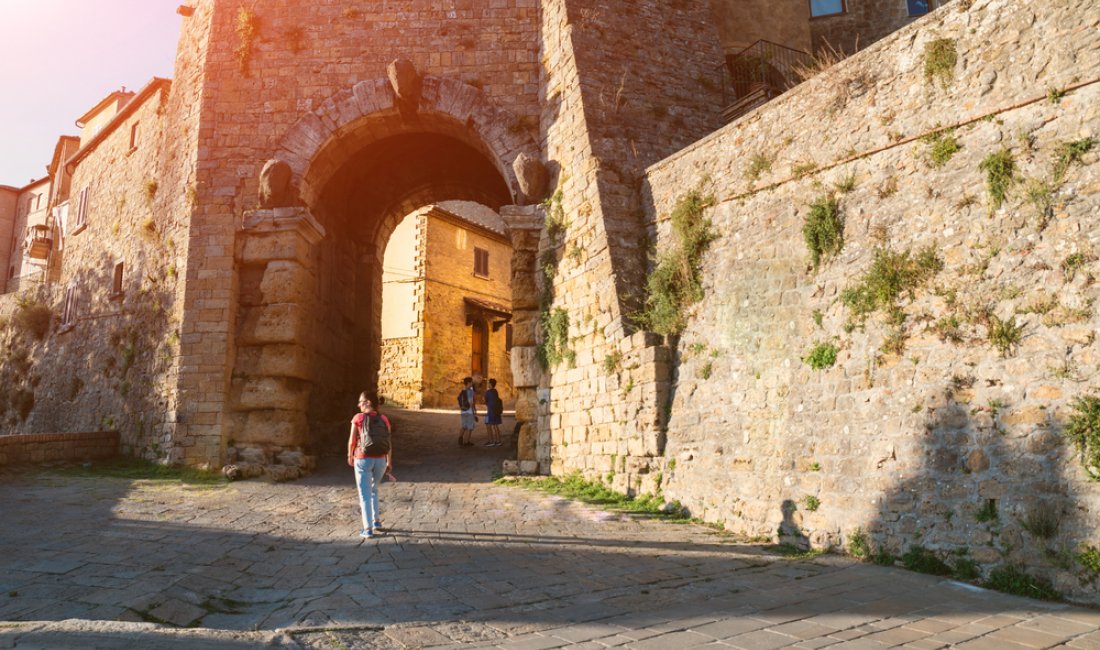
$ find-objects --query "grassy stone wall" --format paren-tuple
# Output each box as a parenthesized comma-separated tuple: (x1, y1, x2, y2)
(640, 0, 1100, 601)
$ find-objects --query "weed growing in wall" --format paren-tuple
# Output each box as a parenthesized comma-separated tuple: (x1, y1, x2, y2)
(841, 247, 943, 322)
(538, 307, 572, 369)
(847, 529, 870, 559)
(744, 153, 772, 183)
(979, 149, 1015, 211)
(803, 341, 838, 370)
(901, 546, 952, 576)
(1064, 394, 1100, 480)
(637, 187, 716, 335)
(1019, 508, 1059, 539)
(802, 495, 821, 512)
(987, 314, 1023, 357)
(984, 566, 1061, 601)
(922, 130, 961, 168)
(542, 188, 567, 237)
(1077, 545, 1100, 579)
(802, 195, 843, 270)
(1052, 137, 1095, 183)
(923, 38, 957, 88)
(1023, 179, 1054, 227)
(13, 296, 51, 341)
(602, 350, 622, 374)
(235, 7, 260, 76)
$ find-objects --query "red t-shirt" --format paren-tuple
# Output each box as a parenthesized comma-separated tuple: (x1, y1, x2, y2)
(351, 411, 391, 459)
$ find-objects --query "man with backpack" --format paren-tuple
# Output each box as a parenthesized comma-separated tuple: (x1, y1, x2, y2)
(457, 376, 477, 447)
(348, 393, 391, 539)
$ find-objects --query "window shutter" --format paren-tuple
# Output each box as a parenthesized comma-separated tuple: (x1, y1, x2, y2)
(62, 285, 77, 326)
(76, 187, 89, 228)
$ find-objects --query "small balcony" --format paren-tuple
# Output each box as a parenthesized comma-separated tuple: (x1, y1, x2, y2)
(720, 40, 813, 123)
(27, 225, 53, 260)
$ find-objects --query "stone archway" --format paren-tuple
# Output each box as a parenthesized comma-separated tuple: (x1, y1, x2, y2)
(229, 67, 546, 468)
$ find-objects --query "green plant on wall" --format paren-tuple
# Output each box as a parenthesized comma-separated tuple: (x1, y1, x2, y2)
(804, 341, 838, 370)
(1064, 394, 1100, 480)
(538, 307, 572, 369)
(803, 194, 843, 270)
(841, 247, 943, 322)
(923, 38, 957, 89)
(1053, 137, 1095, 183)
(637, 186, 716, 335)
(922, 130, 961, 168)
(979, 149, 1015, 211)
(542, 187, 567, 237)
(987, 314, 1023, 357)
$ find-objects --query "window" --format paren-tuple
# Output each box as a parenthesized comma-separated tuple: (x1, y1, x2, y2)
(110, 262, 124, 299)
(73, 186, 90, 233)
(505, 323, 514, 352)
(473, 247, 489, 277)
(129, 122, 140, 151)
(810, 0, 845, 17)
(61, 284, 78, 329)
(907, 0, 931, 15)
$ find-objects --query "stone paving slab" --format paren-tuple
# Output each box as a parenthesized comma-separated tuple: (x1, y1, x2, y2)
(1, 409, 1098, 648)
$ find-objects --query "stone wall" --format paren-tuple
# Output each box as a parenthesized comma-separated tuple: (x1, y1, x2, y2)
(635, 0, 1100, 601)
(811, 0, 949, 54)
(709, 0, 811, 54)
(0, 431, 119, 466)
(529, 0, 728, 476)
(380, 336, 423, 408)
(0, 80, 189, 465)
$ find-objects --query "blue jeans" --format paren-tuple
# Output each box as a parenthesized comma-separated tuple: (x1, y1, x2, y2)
(354, 457, 387, 531)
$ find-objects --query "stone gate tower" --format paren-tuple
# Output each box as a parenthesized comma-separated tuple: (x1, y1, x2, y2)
(162, 0, 725, 470)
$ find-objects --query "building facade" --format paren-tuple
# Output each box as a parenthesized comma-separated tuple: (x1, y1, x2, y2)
(381, 203, 515, 410)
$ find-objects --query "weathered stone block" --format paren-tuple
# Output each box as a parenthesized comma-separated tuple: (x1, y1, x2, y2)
(260, 261, 315, 305)
(519, 460, 539, 475)
(240, 304, 313, 345)
(511, 347, 541, 387)
(239, 230, 314, 266)
(240, 410, 308, 446)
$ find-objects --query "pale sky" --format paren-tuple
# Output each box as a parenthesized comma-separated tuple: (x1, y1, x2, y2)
(0, 1, 182, 186)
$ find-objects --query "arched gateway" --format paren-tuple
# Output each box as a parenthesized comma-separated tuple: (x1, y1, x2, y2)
(223, 69, 544, 470)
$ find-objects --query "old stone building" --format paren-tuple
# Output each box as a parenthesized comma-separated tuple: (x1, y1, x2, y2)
(1, 0, 1098, 601)
(380, 202, 514, 409)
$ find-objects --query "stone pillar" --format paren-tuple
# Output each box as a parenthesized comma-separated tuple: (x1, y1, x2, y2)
(501, 205, 544, 470)
(228, 207, 324, 479)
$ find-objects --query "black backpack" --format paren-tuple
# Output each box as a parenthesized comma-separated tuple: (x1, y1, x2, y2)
(457, 388, 470, 411)
(356, 413, 391, 455)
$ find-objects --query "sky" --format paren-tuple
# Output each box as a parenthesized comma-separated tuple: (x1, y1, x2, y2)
(0, 1, 182, 186)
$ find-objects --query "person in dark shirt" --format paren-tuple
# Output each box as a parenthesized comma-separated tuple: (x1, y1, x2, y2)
(483, 378, 503, 447)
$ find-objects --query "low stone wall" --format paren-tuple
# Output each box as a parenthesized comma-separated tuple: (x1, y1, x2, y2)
(633, 0, 1100, 601)
(0, 431, 119, 466)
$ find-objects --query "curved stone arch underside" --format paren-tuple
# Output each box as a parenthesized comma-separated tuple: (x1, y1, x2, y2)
(275, 75, 539, 213)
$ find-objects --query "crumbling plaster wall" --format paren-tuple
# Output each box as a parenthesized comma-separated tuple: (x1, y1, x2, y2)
(638, 0, 1100, 601)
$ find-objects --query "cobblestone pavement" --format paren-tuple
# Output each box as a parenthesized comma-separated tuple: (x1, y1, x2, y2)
(1, 409, 1098, 649)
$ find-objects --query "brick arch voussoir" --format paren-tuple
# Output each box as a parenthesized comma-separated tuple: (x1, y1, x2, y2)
(276, 74, 540, 210)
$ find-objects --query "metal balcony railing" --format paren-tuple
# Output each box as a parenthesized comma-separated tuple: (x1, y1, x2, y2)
(720, 40, 813, 123)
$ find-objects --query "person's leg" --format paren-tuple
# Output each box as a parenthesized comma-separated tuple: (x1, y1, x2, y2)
(368, 457, 387, 529)
(354, 459, 370, 535)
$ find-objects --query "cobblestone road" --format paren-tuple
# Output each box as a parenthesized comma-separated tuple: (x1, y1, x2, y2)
(1, 409, 1098, 648)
